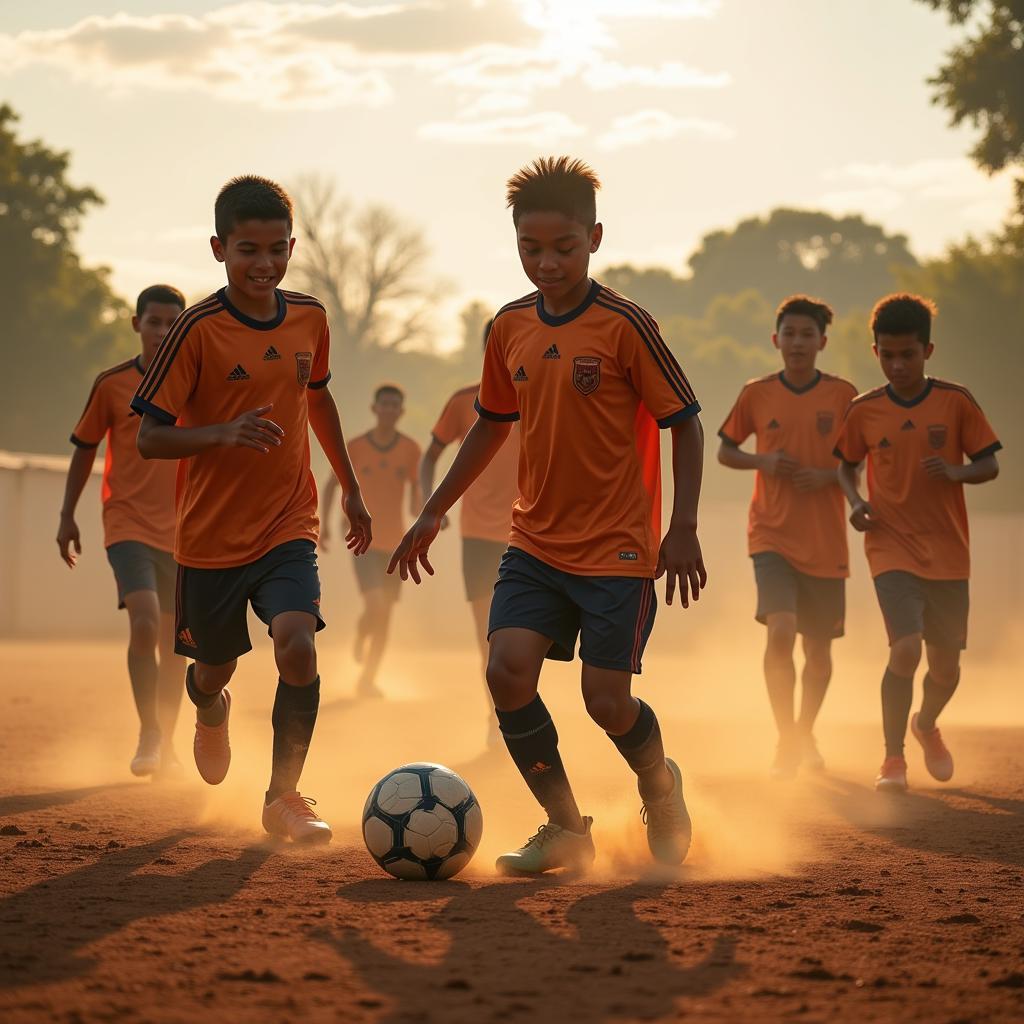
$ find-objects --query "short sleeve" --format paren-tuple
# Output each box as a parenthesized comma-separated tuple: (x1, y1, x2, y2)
(476, 321, 519, 422)
(309, 317, 331, 390)
(131, 311, 201, 424)
(432, 392, 471, 445)
(619, 313, 700, 428)
(71, 376, 112, 447)
(834, 403, 868, 464)
(959, 394, 1001, 461)
(718, 387, 754, 446)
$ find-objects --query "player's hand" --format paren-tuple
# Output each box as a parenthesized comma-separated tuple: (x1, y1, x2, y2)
(849, 499, 875, 532)
(761, 450, 800, 478)
(217, 405, 284, 453)
(793, 466, 836, 492)
(922, 456, 959, 482)
(343, 490, 372, 555)
(656, 525, 707, 609)
(387, 512, 442, 584)
(56, 514, 81, 568)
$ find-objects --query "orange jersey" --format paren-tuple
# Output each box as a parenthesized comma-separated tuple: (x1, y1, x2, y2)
(130, 288, 331, 569)
(719, 371, 857, 578)
(834, 378, 1001, 580)
(347, 431, 421, 553)
(476, 282, 700, 578)
(71, 357, 178, 552)
(432, 383, 519, 544)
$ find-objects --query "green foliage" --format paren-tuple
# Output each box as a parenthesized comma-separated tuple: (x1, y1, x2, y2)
(0, 104, 133, 453)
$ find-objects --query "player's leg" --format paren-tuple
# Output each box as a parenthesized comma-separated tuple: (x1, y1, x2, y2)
(122, 588, 163, 775)
(464, 538, 505, 747)
(356, 588, 395, 698)
(153, 549, 185, 773)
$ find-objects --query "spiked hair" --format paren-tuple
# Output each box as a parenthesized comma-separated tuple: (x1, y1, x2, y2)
(506, 156, 601, 228)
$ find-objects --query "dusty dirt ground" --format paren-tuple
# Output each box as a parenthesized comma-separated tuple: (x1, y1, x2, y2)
(1, 638, 1023, 1023)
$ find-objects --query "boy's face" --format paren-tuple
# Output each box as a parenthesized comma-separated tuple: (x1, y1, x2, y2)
(516, 211, 602, 303)
(873, 332, 933, 390)
(773, 314, 826, 371)
(373, 391, 404, 427)
(211, 218, 295, 301)
(132, 301, 184, 364)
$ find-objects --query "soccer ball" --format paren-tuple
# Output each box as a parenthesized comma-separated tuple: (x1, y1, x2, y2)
(362, 763, 483, 880)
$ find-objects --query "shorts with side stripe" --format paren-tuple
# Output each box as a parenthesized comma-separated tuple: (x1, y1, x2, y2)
(488, 547, 657, 674)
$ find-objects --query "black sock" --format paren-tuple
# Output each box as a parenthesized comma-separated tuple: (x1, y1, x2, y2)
(267, 676, 320, 804)
(127, 650, 159, 733)
(918, 670, 960, 732)
(881, 668, 914, 757)
(608, 700, 671, 801)
(185, 662, 220, 710)
(496, 696, 583, 832)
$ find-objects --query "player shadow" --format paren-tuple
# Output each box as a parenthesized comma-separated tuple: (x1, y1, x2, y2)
(315, 877, 746, 1022)
(0, 834, 270, 988)
(0, 783, 137, 817)
(813, 777, 1024, 867)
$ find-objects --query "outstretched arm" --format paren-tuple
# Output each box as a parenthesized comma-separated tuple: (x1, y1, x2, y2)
(659, 415, 708, 608)
(389, 417, 511, 582)
(419, 438, 451, 530)
(57, 446, 97, 568)
(137, 405, 284, 460)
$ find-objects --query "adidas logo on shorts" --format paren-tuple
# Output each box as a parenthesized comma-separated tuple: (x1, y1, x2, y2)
(226, 364, 250, 381)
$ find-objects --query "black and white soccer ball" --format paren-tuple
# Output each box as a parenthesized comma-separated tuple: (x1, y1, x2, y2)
(362, 763, 483, 880)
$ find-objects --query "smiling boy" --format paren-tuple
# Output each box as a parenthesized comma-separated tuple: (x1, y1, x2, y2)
(130, 175, 371, 841)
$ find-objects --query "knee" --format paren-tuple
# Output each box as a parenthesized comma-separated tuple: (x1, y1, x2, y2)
(485, 652, 535, 710)
(128, 613, 160, 653)
(889, 636, 922, 676)
(583, 691, 633, 733)
(274, 629, 317, 681)
(765, 620, 797, 659)
(194, 660, 235, 694)
(803, 639, 832, 675)
(927, 652, 961, 689)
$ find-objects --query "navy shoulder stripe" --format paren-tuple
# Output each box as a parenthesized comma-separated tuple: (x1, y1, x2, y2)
(282, 290, 327, 313)
(492, 292, 538, 320)
(931, 379, 981, 409)
(850, 385, 888, 406)
(136, 297, 223, 404)
(744, 372, 779, 388)
(75, 358, 136, 424)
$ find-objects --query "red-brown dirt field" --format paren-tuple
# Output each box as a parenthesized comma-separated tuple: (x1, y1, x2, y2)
(1, 639, 1022, 1023)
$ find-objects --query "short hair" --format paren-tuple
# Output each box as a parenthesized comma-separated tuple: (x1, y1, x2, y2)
(775, 294, 834, 334)
(374, 383, 405, 403)
(136, 284, 186, 318)
(482, 317, 494, 351)
(871, 293, 937, 345)
(506, 156, 600, 228)
(215, 175, 293, 241)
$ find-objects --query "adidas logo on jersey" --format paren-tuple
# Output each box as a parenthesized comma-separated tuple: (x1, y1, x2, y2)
(513, 365, 528, 382)
(879, 437, 892, 448)
(263, 345, 281, 361)
(542, 344, 560, 359)
(226, 364, 250, 381)
(767, 418, 780, 429)
(901, 419, 915, 430)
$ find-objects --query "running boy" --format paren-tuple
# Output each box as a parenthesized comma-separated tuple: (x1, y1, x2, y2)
(422, 321, 520, 747)
(321, 384, 420, 698)
(131, 175, 371, 842)
(58, 284, 187, 778)
(834, 294, 1000, 792)
(718, 295, 857, 778)
(390, 157, 705, 873)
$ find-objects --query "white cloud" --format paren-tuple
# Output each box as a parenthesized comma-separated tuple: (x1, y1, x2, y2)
(583, 60, 729, 91)
(419, 112, 585, 145)
(598, 110, 733, 149)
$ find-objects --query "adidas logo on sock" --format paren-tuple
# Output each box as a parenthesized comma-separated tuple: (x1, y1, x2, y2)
(263, 345, 281, 361)
(513, 365, 528, 382)
(901, 419, 915, 430)
(226, 364, 250, 381)
(542, 344, 560, 359)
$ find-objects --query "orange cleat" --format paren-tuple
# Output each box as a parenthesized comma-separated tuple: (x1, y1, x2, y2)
(193, 688, 231, 785)
(910, 713, 954, 782)
(262, 792, 333, 844)
(874, 755, 908, 793)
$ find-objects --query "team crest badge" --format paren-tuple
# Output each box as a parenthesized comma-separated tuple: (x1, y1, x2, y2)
(928, 424, 948, 450)
(816, 411, 834, 436)
(295, 351, 313, 387)
(572, 356, 601, 396)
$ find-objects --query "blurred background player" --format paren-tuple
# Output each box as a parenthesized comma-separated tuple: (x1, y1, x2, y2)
(57, 284, 187, 779)
(390, 156, 705, 875)
(421, 320, 520, 748)
(131, 176, 372, 842)
(322, 384, 420, 698)
(718, 296, 857, 779)
(835, 294, 1001, 793)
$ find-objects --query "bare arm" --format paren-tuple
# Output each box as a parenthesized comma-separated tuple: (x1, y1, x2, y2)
(389, 417, 512, 582)
(717, 438, 800, 478)
(922, 453, 999, 485)
(307, 386, 372, 554)
(838, 460, 874, 531)
(56, 445, 98, 568)
(137, 404, 284, 460)
(419, 438, 450, 529)
(659, 416, 708, 608)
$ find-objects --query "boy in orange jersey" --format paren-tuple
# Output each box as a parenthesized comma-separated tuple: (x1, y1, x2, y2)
(58, 285, 188, 779)
(718, 295, 857, 779)
(421, 319, 520, 748)
(321, 383, 420, 698)
(835, 294, 1000, 793)
(131, 176, 372, 842)
(390, 157, 706, 874)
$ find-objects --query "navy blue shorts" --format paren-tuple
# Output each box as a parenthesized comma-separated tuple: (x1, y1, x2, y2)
(874, 571, 969, 650)
(174, 539, 325, 665)
(752, 551, 845, 639)
(488, 547, 657, 674)
(106, 541, 177, 613)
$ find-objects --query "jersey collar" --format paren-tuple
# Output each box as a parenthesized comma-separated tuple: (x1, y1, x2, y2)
(778, 369, 821, 395)
(885, 377, 933, 408)
(217, 287, 286, 331)
(535, 279, 602, 327)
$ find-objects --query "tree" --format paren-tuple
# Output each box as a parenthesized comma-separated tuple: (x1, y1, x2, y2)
(289, 175, 439, 355)
(0, 104, 132, 453)
(919, 0, 1024, 219)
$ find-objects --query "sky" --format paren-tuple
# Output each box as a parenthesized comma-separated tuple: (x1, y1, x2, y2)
(1, 0, 1016, 347)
